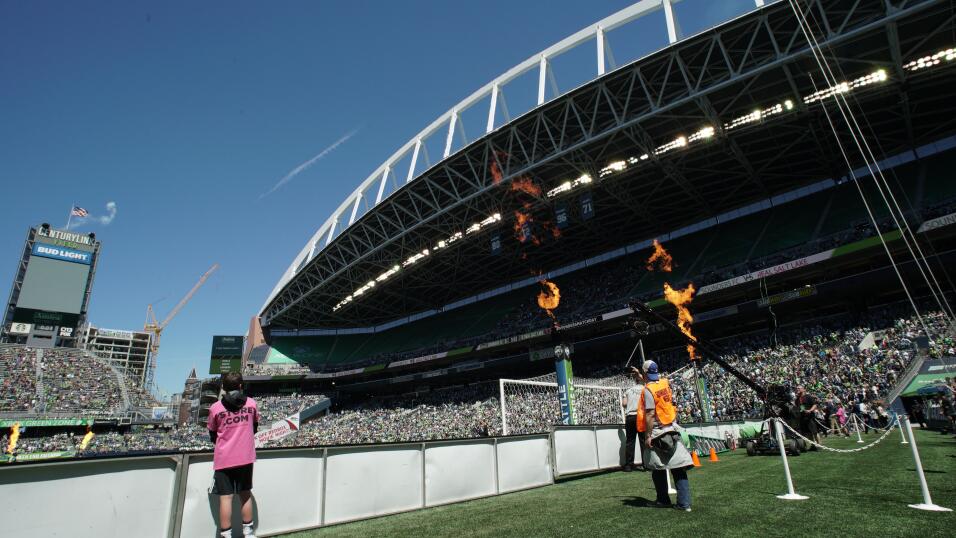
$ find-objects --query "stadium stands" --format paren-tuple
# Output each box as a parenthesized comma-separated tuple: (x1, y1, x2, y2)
(4, 304, 950, 459)
(0, 346, 139, 417)
(254, 148, 956, 374)
(0, 346, 38, 413)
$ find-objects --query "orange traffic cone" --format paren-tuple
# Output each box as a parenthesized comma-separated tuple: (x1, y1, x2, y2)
(708, 447, 719, 462)
(691, 450, 702, 467)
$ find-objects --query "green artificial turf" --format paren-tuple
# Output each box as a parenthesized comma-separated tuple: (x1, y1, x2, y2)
(283, 429, 956, 538)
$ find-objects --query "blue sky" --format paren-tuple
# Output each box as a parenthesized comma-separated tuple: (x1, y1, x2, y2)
(0, 0, 757, 397)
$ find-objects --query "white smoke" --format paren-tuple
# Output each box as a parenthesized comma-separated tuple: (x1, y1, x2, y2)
(258, 128, 360, 200)
(68, 201, 117, 230)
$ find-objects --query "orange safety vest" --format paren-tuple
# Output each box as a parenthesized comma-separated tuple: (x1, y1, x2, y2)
(636, 378, 677, 432)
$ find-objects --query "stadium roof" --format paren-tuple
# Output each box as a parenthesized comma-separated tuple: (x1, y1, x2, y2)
(261, 0, 956, 330)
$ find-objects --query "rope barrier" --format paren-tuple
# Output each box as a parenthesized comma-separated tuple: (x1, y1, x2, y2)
(775, 417, 898, 454)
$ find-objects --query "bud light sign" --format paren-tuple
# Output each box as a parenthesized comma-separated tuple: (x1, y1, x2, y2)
(31, 243, 92, 265)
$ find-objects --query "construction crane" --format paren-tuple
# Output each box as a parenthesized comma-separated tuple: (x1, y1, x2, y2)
(143, 263, 219, 391)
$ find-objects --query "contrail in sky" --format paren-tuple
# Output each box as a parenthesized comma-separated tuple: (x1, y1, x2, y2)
(259, 128, 360, 200)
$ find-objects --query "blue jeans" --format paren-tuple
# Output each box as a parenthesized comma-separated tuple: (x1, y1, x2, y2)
(651, 467, 691, 508)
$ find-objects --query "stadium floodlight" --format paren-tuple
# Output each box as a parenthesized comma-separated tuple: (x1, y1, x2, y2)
(904, 47, 956, 72)
(687, 126, 715, 143)
(335, 210, 503, 311)
(803, 69, 888, 105)
(546, 174, 592, 198)
(653, 135, 687, 156)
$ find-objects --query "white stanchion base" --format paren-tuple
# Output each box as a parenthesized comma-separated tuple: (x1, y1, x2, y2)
(908, 503, 952, 512)
(777, 493, 809, 500)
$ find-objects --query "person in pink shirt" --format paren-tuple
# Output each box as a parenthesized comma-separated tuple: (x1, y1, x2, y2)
(207, 372, 260, 538)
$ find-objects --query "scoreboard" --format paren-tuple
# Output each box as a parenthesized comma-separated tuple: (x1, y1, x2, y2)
(209, 335, 244, 374)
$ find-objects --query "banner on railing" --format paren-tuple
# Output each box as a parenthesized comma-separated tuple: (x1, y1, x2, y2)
(0, 418, 93, 428)
(255, 413, 301, 448)
(8, 450, 77, 462)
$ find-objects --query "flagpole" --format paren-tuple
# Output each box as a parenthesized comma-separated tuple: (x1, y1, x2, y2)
(66, 201, 74, 229)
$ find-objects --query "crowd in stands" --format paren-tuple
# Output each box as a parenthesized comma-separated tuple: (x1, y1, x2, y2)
(4, 303, 950, 458)
(0, 346, 159, 418)
(0, 346, 37, 412)
(41, 348, 126, 415)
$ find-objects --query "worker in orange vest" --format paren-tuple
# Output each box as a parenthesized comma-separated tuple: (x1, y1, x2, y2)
(638, 360, 694, 511)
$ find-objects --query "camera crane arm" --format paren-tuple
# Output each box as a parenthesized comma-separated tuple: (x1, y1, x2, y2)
(629, 301, 768, 399)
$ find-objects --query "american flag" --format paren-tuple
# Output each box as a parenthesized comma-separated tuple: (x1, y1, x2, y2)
(71, 206, 88, 217)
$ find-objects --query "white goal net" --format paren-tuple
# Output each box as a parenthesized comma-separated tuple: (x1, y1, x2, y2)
(499, 373, 630, 435)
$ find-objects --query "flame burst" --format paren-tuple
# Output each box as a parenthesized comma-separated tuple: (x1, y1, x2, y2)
(80, 429, 94, 450)
(663, 282, 697, 360)
(514, 210, 539, 245)
(511, 177, 542, 197)
(537, 279, 561, 319)
(646, 239, 673, 272)
(490, 159, 503, 185)
(6, 422, 20, 454)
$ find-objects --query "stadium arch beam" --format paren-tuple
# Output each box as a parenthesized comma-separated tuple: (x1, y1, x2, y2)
(262, 0, 948, 329)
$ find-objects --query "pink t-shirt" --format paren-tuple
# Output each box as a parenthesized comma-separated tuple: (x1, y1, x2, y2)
(207, 397, 259, 470)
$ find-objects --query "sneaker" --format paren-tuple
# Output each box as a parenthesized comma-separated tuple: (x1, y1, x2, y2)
(652, 500, 673, 508)
(622, 464, 633, 472)
(242, 523, 256, 538)
(674, 505, 692, 512)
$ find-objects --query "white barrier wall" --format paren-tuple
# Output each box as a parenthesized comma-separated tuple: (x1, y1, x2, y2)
(0, 432, 586, 537)
(595, 427, 627, 469)
(553, 427, 599, 475)
(0, 456, 178, 538)
(424, 439, 497, 506)
(552, 425, 625, 477)
(495, 435, 553, 493)
(324, 444, 424, 524)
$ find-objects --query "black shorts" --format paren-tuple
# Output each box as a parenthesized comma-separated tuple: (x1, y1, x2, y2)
(212, 463, 253, 495)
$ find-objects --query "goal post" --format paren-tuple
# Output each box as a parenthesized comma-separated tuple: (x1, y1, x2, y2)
(499, 378, 625, 436)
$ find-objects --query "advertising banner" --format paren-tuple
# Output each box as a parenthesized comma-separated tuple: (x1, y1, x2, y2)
(0, 418, 93, 428)
(554, 358, 577, 425)
(698, 377, 713, 423)
(698, 250, 833, 295)
(11, 450, 76, 462)
(918, 211, 956, 233)
(388, 351, 447, 368)
(31, 242, 93, 265)
(9, 322, 31, 335)
(35, 227, 95, 250)
(254, 413, 301, 448)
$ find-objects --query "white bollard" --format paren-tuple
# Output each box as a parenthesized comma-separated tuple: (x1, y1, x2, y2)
(896, 414, 909, 444)
(902, 416, 952, 511)
(666, 468, 677, 495)
(854, 415, 864, 443)
(774, 419, 808, 501)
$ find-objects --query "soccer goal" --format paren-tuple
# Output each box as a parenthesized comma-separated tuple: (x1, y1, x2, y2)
(498, 374, 627, 435)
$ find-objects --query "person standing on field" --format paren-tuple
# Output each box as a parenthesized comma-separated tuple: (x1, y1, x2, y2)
(638, 360, 694, 511)
(621, 366, 645, 471)
(208, 372, 260, 538)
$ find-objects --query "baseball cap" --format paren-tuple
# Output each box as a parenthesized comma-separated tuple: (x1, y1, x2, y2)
(643, 360, 660, 381)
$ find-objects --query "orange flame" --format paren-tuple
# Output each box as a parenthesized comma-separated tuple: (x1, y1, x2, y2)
(79, 429, 94, 450)
(514, 210, 539, 245)
(537, 279, 561, 319)
(663, 282, 697, 360)
(491, 159, 503, 185)
(511, 177, 542, 197)
(646, 239, 673, 272)
(6, 422, 20, 454)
